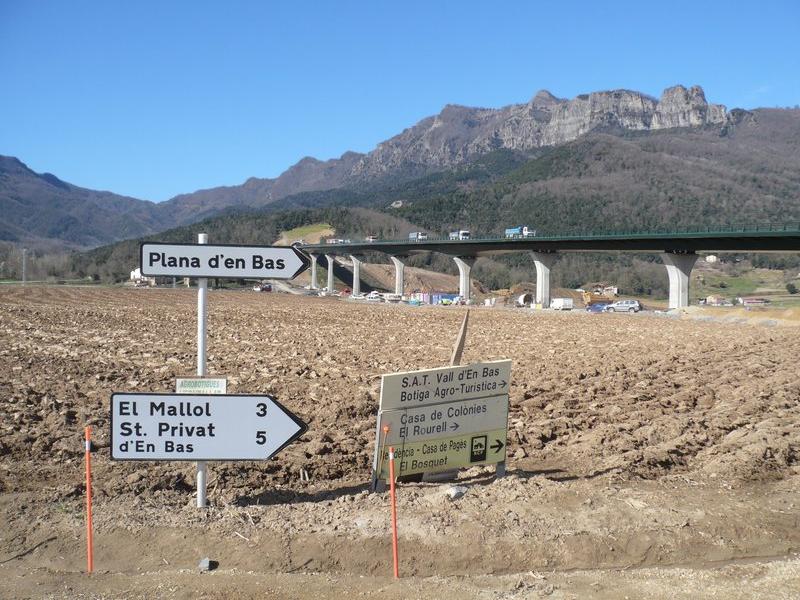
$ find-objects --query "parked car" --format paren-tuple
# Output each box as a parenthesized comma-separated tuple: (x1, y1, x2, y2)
(366, 291, 383, 302)
(604, 299, 642, 313)
(585, 302, 610, 313)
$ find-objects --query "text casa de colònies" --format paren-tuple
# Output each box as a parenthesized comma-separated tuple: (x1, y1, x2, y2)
(398, 365, 503, 403)
(117, 400, 214, 454)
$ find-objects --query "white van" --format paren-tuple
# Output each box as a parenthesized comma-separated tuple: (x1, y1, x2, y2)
(550, 298, 574, 311)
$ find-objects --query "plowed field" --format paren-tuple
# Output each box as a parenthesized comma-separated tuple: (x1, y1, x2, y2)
(1, 287, 798, 599)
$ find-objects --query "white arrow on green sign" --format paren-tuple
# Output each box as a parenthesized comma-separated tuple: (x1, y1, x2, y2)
(377, 395, 509, 446)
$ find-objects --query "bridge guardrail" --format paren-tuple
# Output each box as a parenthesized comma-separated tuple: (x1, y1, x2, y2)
(303, 222, 800, 248)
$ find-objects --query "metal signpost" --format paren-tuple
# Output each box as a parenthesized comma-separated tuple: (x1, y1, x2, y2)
(196, 233, 209, 506)
(372, 360, 512, 489)
(110, 394, 307, 461)
(127, 233, 311, 507)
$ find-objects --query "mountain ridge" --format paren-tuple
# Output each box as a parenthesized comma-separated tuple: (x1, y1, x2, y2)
(0, 84, 773, 248)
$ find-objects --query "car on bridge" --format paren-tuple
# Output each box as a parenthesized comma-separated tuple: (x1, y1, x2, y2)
(604, 299, 642, 313)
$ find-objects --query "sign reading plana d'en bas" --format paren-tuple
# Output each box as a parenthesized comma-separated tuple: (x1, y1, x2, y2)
(139, 242, 309, 279)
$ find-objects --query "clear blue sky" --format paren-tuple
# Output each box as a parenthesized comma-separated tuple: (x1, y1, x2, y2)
(2, 1, 798, 202)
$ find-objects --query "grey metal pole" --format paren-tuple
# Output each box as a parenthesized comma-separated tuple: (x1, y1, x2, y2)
(22, 248, 27, 286)
(196, 233, 208, 507)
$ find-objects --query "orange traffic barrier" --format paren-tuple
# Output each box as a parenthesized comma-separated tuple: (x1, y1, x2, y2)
(388, 446, 399, 579)
(85, 426, 94, 573)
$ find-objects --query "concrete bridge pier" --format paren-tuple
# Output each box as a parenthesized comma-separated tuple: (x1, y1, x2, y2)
(530, 252, 558, 308)
(309, 253, 319, 290)
(350, 255, 362, 296)
(390, 256, 405, 296)
(662, 252, 698, 309)
(452, 256, 476, 301)
(324, 254, 336, 293)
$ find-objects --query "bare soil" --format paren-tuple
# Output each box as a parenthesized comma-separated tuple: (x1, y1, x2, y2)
(1, 287, 799, 599)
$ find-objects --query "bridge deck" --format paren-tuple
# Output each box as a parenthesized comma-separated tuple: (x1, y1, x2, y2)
(302, 224, 800, 256)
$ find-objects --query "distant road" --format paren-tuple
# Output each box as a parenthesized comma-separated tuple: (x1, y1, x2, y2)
(268, 279, 305, 295)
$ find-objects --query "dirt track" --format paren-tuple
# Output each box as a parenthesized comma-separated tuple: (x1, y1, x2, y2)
(1, 287, 799, 598)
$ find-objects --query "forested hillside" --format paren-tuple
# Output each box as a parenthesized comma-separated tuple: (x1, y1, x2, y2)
(62, 108, 800, 295)
(386, 111, 800, 236)
(67, 208, 418, 282)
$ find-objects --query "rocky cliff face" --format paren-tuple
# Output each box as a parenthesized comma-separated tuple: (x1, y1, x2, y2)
(351, 85, 729, 176)
(161, 84, 731, 218)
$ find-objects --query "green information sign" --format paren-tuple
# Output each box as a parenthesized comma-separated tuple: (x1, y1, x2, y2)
(375, 428, 507, 480)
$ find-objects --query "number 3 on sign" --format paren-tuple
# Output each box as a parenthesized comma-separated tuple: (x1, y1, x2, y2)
(256, 403, 267, 417)
(256, 431, 267, 445)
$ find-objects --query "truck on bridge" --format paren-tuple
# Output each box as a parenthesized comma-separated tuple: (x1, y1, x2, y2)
(449, 230, 470, 240)
(504, 226, 537, 238)
(408, 232, 428, 241)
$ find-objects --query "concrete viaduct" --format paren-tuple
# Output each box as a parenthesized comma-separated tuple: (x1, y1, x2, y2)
(300, 225, 800, 309)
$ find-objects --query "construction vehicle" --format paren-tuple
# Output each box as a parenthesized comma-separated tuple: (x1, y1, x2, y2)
(581, 290, 616, 306)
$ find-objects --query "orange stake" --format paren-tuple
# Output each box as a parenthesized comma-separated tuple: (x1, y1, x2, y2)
(85, 426, 94, 574)
(388, 446, 399, 579)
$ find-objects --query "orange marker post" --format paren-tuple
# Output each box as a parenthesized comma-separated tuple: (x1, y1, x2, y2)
(85, 426, 94, 574)
(388, 446, 399, 579)
(378, 425, 390, 477)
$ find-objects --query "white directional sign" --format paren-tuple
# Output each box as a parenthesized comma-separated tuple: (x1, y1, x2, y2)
(111, 393, 307, 461)
(380, 360, 511, 410)
(140, 242, 310, 279)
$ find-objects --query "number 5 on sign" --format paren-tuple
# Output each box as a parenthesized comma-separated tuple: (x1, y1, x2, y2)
(256, 431, 267, 445)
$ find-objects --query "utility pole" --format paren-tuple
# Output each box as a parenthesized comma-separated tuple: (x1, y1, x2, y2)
(22, 248, 27, 286)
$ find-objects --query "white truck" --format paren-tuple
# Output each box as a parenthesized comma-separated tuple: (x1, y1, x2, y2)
(550, 298, 574, 311)
(504, 226, 537, 238)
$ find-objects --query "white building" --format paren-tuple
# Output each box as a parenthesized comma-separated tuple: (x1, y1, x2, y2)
(130, 267, 155, 286)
